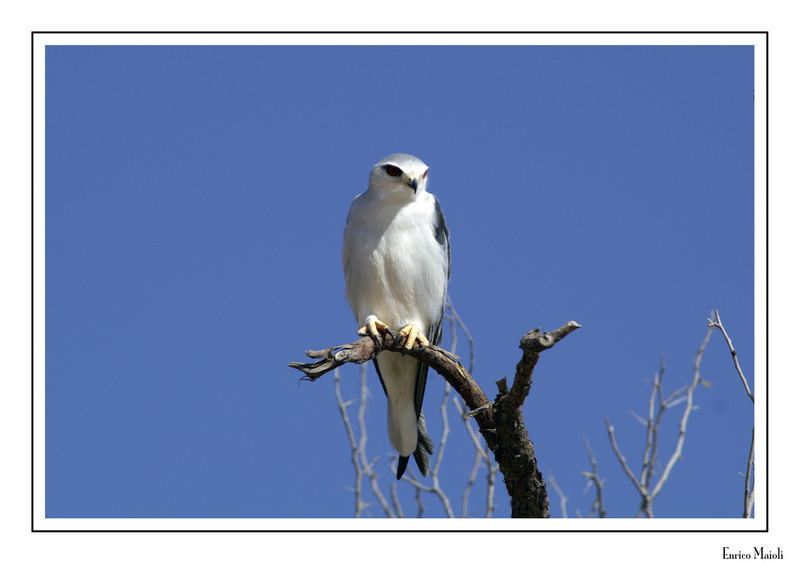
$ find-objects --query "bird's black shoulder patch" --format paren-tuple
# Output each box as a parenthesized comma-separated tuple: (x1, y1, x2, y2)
(433, 198, 449, 247)
(433, 197, 451, 279)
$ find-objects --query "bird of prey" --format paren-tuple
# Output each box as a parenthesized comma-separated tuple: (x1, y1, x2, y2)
(342, 153, 450, 480)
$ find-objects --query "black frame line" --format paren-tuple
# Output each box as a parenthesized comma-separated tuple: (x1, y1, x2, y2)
(30, 30, 768, 534)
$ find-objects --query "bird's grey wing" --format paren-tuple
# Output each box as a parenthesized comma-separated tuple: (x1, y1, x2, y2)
(415, 196, 450, 417)
(342, 203, 357, 298)
(433, 196, 450, 280)
(407, 198, 450, 477)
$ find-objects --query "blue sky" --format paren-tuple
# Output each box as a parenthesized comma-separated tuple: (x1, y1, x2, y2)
(45, 44, 754, 519)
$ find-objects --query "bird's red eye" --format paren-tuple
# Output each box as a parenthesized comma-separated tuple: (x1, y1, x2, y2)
(422, 169, 428, 179)
(384, 165, 402, 177)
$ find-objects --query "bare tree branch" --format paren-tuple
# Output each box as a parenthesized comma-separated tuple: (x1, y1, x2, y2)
(708, 309, 755, 518)
(390, 481, 404, 518)
(649, 326, 712, 501)
(386, 458, 426, 517)
(397, 466, 455, 518)
(334, 299, 485, 519)
(291, 320, 581, 518)
(708, 309, 754, 403)
(355, 365, 395, 518)
(606, 325, 712, 517)
(429, 383, 455, 518)
(414, 480, 425, 518)
(547, 470, 568, 518)
(643, 360, 687, 492)
(445, 298, 475, 374)
(334, 369, 369, 518)
(381, 382, 457, 520)
(484, 458, 499, 519)
(335, 367, 395, 518)
(628, 409, 648, 427)
(708, 309, 756, 519)
(384, 384, 456, 518)
(640, 358, 664, 486)
(487, 322, 581, 518)
(744, 426, 755, 518)
(505, 322, 582, 411)
(581, 436, 606, 518)
(462, 450, 483, 518)
(605, 417, 649, 499)
(290, 332, 493, 431)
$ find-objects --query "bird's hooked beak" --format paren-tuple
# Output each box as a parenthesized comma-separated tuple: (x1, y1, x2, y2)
(407, 177, 419, 193)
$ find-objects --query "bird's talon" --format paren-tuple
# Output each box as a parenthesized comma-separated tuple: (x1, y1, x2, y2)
(395, 322, 430, 352)
(359, 316, 394, 349)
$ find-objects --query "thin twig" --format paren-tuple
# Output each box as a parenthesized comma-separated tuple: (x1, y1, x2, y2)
(640, 358, 664, 485)
(581, 436, 606, 518)
(462, 450, 482, 518)
(389, 384, 455, 519)
(628, 409, 648, 427)
(389, 459, 427, 518)
(645, 361, 687, 491)
(447, 298, 490, 517)
(354, 364, 395, 518)
(415, 479, 425, 518)
(449, 299, 497, 517)
(709, 310, 756, 518)
(744, 427, 755, 518)
(547, 470, 568, 518)
(605, 418, 648, 499)
(606, 327, 711, 518)
(399, 472, 454, 518)
(334, 369, 368, 517)
(708, 310, 754, 403)
(453, 396, 496, 518)
(485, 459, 498, 518)
(430, 383, 455, 518)
(649, 326, 713, 504)
(446, 297, 475, 374)
(390, 482, 404, 518)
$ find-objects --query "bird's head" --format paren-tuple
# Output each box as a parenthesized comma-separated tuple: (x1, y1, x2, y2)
(368, 153, 430, 198)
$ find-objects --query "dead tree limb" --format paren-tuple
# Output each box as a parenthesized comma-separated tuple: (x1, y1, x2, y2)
(289, 320, 581, 518)
(605, 325, 712, 517)
(708, 309, 755, 518)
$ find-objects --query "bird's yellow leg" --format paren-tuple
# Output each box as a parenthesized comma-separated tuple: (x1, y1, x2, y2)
(398, 322, 430, 352)
(358, 315, 393, 345)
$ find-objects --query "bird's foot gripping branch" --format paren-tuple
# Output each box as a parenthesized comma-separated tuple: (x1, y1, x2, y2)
(289, 320, 580, 518)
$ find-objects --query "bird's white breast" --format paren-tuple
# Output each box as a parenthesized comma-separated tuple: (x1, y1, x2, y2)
(343, 191, 447, 334)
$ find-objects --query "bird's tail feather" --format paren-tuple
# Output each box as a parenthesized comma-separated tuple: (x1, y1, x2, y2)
(396, 455, 410, 480)
(397, 410, 435, 480)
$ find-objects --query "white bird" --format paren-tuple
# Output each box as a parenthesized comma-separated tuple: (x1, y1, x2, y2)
(343, 153, 450, 479)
